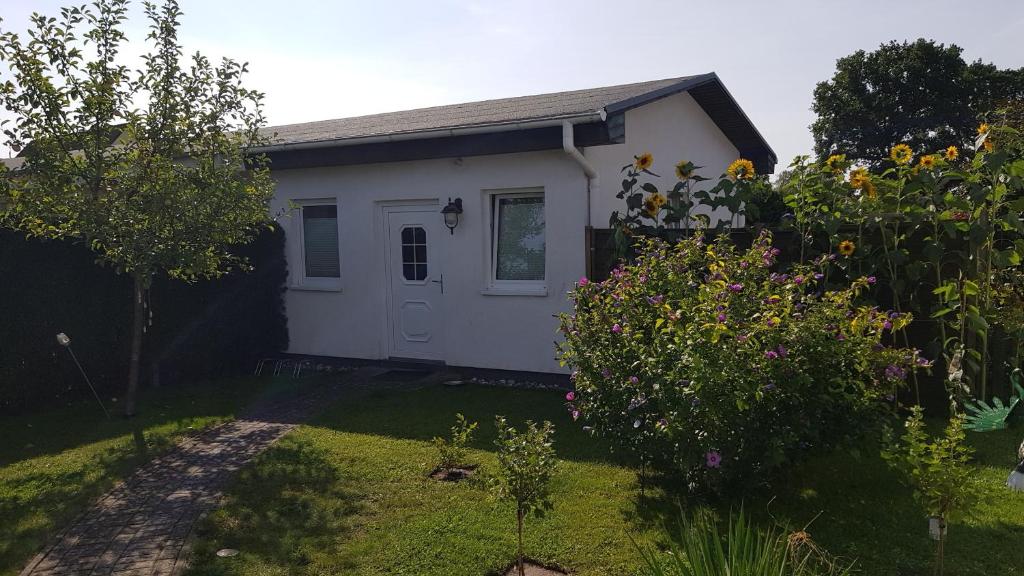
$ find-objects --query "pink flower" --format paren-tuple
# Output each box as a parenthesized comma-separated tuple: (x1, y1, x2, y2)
(765, 350, 779, 360)
(578, 277, 589, 286)
(572, 410, 580, 421)
(611, 323, 622, 333)
(706, 451, 722, 468)
(629, 376, 639, 384)
(728, 283, 744, 292)
(867, 276, 877, 284)
(565, 391, 575, 402)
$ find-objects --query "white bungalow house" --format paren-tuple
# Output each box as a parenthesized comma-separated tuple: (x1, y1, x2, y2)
(257, 73, 776, 374)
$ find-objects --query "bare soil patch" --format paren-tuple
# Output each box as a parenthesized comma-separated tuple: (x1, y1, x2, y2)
(428, 465, 477, 482)
(502, 560, 569, 575)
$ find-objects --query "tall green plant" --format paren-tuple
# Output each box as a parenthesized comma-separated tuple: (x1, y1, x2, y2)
(0, 0, 274, 415)
(490, 417, 557, 576)
(608, 153, 770, 258)
(776, 128, 1024, 403)
(883, 407, 979, 576)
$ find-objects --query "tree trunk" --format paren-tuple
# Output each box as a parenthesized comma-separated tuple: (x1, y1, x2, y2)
(124, 274, 147, 417)
(517, 507, 525, 576)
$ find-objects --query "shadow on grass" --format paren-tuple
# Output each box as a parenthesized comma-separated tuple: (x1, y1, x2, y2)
(0, 417, 173, 573)
(0, 375, 293, 575)
(186, 436, 362, 575)
(0, 376, 292, 467)
(620, 429, 1024, 576)
(311, 383, 630, 466)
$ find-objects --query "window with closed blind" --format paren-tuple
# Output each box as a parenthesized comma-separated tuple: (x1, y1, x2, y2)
(301, 203, 340, 280)
(490, 191, 545, 289)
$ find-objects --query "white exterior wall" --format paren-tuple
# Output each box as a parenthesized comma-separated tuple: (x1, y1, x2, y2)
(584, 92, 740, 228)
(272, 91, 741, 373)
(271, 150, 587, 374)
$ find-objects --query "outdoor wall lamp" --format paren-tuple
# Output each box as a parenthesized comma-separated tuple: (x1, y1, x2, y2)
(441, 197, 463, 234)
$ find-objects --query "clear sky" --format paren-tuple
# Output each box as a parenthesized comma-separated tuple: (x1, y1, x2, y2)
(2, 0, 1023, 172)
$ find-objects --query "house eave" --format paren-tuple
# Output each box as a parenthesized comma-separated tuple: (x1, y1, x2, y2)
(252, 112, 606, 154)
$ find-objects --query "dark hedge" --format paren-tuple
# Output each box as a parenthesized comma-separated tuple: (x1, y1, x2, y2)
(0, 225, 288, 413)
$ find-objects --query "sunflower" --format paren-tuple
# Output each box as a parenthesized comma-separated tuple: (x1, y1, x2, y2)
(848, 167, 870, 189)
(726, 158, 756, 180)
(863, 181, 878, 200)
(978, 123, 990, 135)
(634, 152, 654, 171)
(890, 144, 913, 165)
(944, 146, 959, 161)
(918, 154, 937, 170)
(648, 192, 667, 208)
(643, 199, 659, 217)
(838, 240, 856, 257)
(675, 160, 696, 180)
(824, 154, 847, 174)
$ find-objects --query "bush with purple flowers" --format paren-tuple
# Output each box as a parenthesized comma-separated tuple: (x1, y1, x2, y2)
(557, 231, 923, 491)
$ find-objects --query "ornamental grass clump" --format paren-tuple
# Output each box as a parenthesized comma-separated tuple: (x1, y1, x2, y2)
(558, 231, 922, 491)
(634, 508, 854, 576)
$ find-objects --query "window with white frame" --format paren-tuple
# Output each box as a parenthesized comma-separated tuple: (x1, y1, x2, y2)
(300, 202, 340, 282)
(490, 191, 545, 287)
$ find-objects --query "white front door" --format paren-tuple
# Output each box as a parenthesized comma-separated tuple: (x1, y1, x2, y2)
(385, 205, 445, 361)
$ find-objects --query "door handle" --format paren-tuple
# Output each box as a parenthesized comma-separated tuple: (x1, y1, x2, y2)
(431, 273, 444, 294)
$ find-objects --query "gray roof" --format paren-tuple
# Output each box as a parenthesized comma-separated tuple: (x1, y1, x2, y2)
(1, 157, 25, 170)
(263, 75, 701, 146)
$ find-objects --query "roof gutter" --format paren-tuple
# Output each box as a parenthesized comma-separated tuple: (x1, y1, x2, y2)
(561, 118, 600, 228)
(251, 112, 605, 153)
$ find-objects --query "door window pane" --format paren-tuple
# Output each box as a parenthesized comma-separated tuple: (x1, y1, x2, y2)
(401, 226, 428, 281)
(495, 196, 545, 281)
(302, 204, 340, 278)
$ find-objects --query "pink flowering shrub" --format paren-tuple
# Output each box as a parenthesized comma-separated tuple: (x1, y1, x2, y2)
(557, 231, 925, 491)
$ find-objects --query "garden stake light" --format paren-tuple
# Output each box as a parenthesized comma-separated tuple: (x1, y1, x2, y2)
(56, 333, 110, 419)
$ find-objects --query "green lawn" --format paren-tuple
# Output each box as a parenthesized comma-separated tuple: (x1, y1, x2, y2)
(185, 383, 1024, 576)
(0, 376, 284, 576)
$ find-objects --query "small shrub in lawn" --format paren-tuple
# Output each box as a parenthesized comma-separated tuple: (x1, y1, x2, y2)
(431, 413, 478, 478)
(558, 231, 924, 492)
(883, 407, 979, 575)
(490, 416, 557, 576)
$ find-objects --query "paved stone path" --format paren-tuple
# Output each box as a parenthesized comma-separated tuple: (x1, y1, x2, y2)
(19, 373, 369, 576)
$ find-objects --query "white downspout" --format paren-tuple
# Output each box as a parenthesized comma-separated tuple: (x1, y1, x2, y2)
(561, 120, 599, 227)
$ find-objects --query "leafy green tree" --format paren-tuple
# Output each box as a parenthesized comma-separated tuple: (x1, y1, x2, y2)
(883, 407, 979, 576)
(812, 39, 1024, 167)
(490, 416, 557, 576)
(0, 0, 274, 416)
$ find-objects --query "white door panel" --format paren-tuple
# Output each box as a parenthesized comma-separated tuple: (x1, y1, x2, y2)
(385, 206, 444, 360)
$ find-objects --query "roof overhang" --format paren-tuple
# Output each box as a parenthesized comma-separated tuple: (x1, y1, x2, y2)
(602, 73, 777, 174)
(253, 74, 776, 174)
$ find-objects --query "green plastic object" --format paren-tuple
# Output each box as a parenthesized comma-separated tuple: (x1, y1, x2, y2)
(964, 369, 1024, 432)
